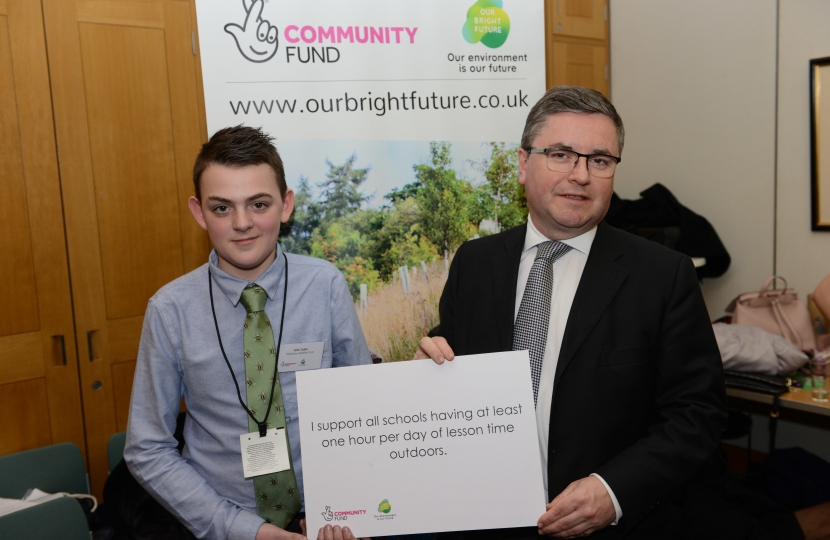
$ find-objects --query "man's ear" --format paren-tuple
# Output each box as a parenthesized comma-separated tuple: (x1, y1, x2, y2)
(188, 196, 208, 231)
(280, 189, 295, 223)
(517, 148, 529, 186)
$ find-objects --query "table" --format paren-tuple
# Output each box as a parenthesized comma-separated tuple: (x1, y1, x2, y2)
(725, 387, 830, 417)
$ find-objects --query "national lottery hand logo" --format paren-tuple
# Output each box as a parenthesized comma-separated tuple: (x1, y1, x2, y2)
(462, 0, 510, 49)
(225, 0, 278, 63)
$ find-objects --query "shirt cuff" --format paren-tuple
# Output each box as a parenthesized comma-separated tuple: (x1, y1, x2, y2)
(228, 508, 266, 540)
(590, 473, 622, 525)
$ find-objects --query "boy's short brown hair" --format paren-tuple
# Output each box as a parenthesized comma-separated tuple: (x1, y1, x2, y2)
(192, 125, 287, 200)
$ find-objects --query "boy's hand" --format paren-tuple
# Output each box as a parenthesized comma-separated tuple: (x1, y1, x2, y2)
(254, 523, 305, 540)
(414, 336, 455, 364)
(316, 524, 368, 540)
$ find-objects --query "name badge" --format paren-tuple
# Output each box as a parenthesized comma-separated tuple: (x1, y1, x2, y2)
(240, 428, 291, 479)
(278, 342, 324, 372)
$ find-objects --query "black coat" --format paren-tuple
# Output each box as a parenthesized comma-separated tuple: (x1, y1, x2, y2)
(432, 221, 727, 537)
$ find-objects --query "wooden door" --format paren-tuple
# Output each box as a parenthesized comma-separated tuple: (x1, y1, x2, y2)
(550, 40, 609, 96)
(0, 0, 86, 460)
(550, 0, 607, 40)
(42, 0, 208, 496)
(545, 0, 610, 96)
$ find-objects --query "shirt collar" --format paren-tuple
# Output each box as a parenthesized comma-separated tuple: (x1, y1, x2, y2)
(523, 215, 596, 256)
(208, 244, 285, 306)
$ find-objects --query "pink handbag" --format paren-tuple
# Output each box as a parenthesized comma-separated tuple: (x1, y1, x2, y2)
(726, 276, 817, 352)
(814, 273, 830, 324)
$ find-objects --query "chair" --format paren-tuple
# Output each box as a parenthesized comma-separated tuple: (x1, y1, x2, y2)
(107, 431, 127, 472)
(0, 442, 88, 498)
(0, 496, 90, 540)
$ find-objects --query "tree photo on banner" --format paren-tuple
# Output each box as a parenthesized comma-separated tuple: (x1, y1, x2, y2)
(195, 0, 546, 361)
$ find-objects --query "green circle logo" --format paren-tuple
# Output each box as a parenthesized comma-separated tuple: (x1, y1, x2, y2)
(378, 499, 391, 514)
(462, 0, 511, 49)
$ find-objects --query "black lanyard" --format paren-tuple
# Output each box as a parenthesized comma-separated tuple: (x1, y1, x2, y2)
(208, 251, 288, 437)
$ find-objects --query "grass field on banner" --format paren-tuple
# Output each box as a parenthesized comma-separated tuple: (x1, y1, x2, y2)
(355, 259, 448, 362)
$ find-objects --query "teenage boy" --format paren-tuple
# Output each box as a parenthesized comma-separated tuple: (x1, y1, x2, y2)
(125, 126, 371, 540)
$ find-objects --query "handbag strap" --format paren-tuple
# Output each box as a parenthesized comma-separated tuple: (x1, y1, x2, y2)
(770, 297, 804, 349)
(758, 275, 789, 296)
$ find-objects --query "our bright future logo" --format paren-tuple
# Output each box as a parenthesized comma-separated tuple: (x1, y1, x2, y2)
(378, 499, 391, 514)
(462, 0, 510, 49)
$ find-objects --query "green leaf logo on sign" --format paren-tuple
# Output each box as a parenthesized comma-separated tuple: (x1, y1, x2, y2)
(462, 0, 510, 49)
(378, 499, 391, 514)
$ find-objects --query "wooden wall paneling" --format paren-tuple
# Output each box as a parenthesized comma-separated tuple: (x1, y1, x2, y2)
(551, 0, 607, 40)
(190, 0, 209, 150)
(43, 0, 209, 497)
(544, 0, 610, 97)
(0, 15, 39, 336)
(43, 0, 116, 499)
(0, 0, 85, 459)
(552, 38, 609, 97)
(111, 360, 136, 432)
(0, 333, 45, 385)
(165, 0, 210, 272)
(544, 0, 555, 89)
(79, 22, 184, 319)
(0, 380, 52, 455)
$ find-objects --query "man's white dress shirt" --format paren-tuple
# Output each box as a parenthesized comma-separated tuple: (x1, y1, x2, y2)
(515, 217, 622, 523)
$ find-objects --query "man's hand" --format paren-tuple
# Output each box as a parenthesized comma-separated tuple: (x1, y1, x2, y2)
(537, 476, 616, 538)
(414, 336, 455, 364)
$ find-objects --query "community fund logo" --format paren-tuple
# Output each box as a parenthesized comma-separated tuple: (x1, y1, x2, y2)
(321, 506, 367, 522)
(225, 0, 278, 63)
(462, 0, 510, 48)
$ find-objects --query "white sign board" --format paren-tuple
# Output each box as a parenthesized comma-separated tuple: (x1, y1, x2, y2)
(194, 0, 546, 141)
(296, 352, 545, 537)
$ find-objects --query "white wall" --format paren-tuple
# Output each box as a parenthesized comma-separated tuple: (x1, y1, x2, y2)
(776, 0, 830, 298)
(610, 0, 778, 320)
(610, 0, 830, 463)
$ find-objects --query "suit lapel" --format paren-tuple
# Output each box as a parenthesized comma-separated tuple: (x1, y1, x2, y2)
(491, 224, 526, 351)
(555, 222, 628, 381)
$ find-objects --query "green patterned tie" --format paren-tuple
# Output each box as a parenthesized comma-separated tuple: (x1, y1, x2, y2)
(241, 284, 300, 528)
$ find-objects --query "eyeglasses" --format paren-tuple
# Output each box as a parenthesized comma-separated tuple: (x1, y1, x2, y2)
(527, 148, 621, 179)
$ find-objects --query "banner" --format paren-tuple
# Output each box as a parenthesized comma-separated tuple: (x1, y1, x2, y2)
(195, 0, 545, 361)
(196, 0, 545, 140)
(296, 352, 546, 537)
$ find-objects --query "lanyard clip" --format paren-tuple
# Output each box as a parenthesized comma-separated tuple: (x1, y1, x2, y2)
(258, 423, 268, 437)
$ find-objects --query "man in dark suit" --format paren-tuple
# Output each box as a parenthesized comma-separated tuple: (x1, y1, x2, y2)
(416, 86, 726, 538)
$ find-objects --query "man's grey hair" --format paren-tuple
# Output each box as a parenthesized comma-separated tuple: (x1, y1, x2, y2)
(520, 86, 625, 154)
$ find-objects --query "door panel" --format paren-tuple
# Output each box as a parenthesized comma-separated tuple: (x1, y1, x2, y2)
(0, 0, 85, 459)
(79, 22, 184, 320)
(112, 360, 136, 432)
(551, 0, 607, 40)
(551, 41, 609, 97)
(0, 18, 39, 336)
(0, 379, 52, 455)
(0, 333, 45, 385)
(43, 0, 208, 496)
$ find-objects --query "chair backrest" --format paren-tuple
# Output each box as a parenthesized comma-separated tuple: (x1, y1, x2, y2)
(0, 443, 88, 498)
(0, 496, 90, 540)
(107, 431, 127, 471)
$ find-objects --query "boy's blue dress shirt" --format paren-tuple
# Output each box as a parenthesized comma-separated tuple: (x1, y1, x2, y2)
(125, 246, 371, 540)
